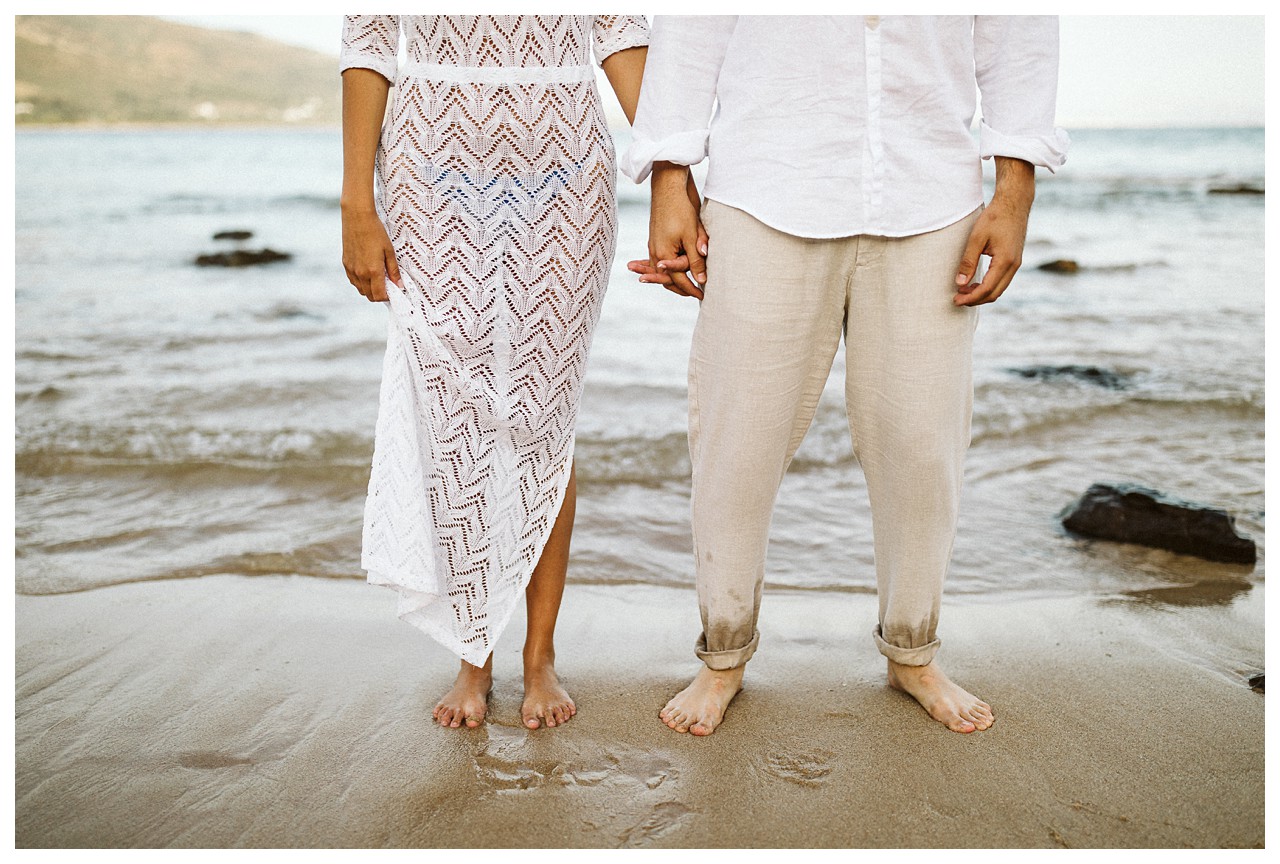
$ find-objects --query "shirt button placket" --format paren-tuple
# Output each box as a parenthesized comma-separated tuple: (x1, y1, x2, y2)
(862, 16, 885, 236)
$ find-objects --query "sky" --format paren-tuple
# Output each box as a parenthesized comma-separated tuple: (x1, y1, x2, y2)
(164, 14, 1266, 128)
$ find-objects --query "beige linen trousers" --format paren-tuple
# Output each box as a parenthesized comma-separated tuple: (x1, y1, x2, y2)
(689, 200, 981, 669)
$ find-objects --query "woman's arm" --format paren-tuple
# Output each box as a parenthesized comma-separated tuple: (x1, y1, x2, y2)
(600, 45, 646, 125)
(340, 67, 400, 302)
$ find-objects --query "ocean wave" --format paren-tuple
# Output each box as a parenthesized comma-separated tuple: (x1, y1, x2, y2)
(269, 194, 340, 209)
(15, 385, 67, 404)
(16, 381, 1262, 486)
(575, 431, 690, 485)
(15, 424, 374, 476)
(147, 192, 340, 216)
(971, 390, 1263, 445)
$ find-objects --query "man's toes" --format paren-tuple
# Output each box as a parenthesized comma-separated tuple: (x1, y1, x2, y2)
(949, 715, 976, 733)
(960, 703, 992, 729)
(690, 718, 717, 736)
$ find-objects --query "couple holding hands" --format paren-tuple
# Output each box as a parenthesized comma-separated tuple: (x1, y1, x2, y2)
(340, 15, 1067, 737)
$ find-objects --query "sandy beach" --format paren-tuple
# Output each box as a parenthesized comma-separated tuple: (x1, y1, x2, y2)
(15, 574, 1263, 848)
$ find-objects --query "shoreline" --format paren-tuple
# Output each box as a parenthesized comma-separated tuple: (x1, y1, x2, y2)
(16, 574, 1264, 848)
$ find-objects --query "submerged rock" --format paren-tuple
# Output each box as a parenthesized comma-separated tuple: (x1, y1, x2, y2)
(1037, 258, 1080, 273)
(1060, 483, 1256, 564)
(1247, 673, 1263, 693)
(195, 248, 291, 267)
(212, 229, 254, 241)
(1009, 365, 1130, 390)
(1207, 184, 1264, 196)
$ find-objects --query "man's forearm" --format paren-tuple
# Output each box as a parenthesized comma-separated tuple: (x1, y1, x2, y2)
(651, 161, 691, 199)
(991, 156, 1035, 212)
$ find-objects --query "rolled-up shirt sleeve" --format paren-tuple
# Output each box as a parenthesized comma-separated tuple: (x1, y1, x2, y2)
(620, 15, 735, 183)
(592, 15, 650, 65)
(974, 15, 1069, 172)
(339, 15, 401, 84)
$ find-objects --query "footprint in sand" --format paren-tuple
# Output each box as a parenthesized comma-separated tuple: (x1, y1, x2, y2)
(617, 801, 695, 848)
(756, 748, 836, 786)
(471, 725, 692, 846)
(471, 724, 674, 794)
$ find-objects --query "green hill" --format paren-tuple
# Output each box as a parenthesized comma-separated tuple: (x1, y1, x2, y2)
(16, 15, 342, 125)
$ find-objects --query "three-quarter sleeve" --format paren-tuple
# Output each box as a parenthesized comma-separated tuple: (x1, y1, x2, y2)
(973, 16, 1070, 172)
(339, 15, 401, 84)
(619, 15, 735, 183)
(592, 15, 650, 66)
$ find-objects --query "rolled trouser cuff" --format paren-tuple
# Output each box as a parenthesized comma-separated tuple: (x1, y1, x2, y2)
(873, 625, 940, 666)
(695, 628, 760, 671)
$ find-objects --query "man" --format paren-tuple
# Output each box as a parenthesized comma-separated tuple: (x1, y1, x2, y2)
(621, 16, 1068, 735)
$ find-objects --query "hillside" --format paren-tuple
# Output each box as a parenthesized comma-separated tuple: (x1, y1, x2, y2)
(15, 16, 342, 125)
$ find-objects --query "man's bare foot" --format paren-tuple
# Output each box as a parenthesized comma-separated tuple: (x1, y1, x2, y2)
(433, 662, 491, 729)
(887, 660, 994, 733)
(522, 654, 575, 730)
(659, 665, 744, 736)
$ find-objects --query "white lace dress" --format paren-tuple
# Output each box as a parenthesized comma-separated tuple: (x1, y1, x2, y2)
(340, 15, 649, 666)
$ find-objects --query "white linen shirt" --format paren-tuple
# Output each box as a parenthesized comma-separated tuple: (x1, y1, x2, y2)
(621, 15, 1069, 239)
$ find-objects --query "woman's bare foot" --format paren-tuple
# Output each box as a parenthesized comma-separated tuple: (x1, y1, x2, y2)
(522, 652, 575, 730)
(887, 660, 994, 733)
(659, 665, 744, 736)
(433, 661, 492, 729)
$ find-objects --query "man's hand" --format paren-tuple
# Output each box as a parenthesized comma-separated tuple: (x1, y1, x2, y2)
(637, 162, 707, 300)
(341, 205, 401, 302)
(954, 157, 1036, 307)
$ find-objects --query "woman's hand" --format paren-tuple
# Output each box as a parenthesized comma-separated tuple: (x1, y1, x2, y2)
(341, 206, 400, 302)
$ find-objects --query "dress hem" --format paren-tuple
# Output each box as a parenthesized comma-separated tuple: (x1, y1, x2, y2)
(362, 437, 578, 668)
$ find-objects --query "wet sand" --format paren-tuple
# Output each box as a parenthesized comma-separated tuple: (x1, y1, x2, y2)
(16, 574, 1263, 848)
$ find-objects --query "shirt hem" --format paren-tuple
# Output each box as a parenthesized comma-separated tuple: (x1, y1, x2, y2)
(703, 195, 986, 240)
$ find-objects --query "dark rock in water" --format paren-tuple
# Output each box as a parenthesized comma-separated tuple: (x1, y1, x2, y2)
(1207, 183, 1264, 196)
(1037, 258, 1079, 273)
(1009, 365, 1129, 390)
(213, 229, 254, 241)
(1247, 673, 1263, 693)
(195, 248, 291, 267)
(1060, 483, 1256, 565)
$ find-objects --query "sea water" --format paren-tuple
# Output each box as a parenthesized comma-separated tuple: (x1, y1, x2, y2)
(15, 126, 1264, 614)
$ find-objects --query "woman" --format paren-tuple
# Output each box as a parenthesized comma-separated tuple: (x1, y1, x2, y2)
(339, 15, 660, 731)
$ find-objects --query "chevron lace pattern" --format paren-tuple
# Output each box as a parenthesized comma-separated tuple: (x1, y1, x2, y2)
(344, 15, 648, 665)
